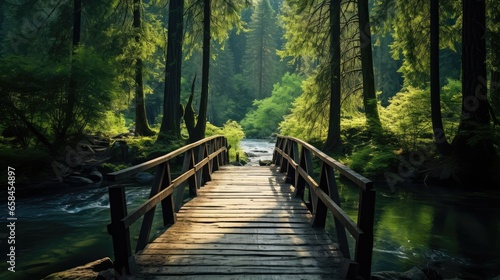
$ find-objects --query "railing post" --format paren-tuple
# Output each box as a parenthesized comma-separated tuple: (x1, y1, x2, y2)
(285, 141, 299, 184)
(356, 187, 376, 279)
(315, 163, 350, 258)
(202, 142, 212, 184)
(212, 138, 220, 172)
(136, 162, 167, 252)
(108, 185, 131, 275)
(188, 149, 198, 197)
(223, 137, 229, 164)
(272, 137, 283, 165)
(294, 148, 307, 200)
(161, 162, 176, 226)
(279, 139, 288, 173)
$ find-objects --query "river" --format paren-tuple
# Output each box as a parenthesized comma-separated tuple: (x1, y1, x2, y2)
(1, 138, 499, 279)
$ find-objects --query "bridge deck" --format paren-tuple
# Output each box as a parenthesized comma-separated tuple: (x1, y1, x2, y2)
(131, 166, 343, 279)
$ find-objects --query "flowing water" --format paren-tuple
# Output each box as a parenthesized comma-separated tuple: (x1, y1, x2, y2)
(1, 139, 499, 279)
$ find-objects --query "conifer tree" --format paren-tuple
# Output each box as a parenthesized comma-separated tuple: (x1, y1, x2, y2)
(243, 0, 279, 100)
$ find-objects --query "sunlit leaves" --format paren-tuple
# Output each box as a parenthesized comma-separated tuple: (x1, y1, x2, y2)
(241, 73, 303, 138)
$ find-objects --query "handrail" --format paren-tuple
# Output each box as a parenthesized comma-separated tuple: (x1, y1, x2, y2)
(106, 135, 229, 275)
(272, 135, 375, 280)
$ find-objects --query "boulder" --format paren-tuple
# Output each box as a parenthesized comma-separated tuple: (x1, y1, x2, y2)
(87, 170, 103, 183)
(42, 258, 114, 280)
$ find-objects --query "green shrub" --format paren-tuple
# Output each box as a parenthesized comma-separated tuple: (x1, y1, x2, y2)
(206, 121, 246, 161)
(346, 141, 398, 178)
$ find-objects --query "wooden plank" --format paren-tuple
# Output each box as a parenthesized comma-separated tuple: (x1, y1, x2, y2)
(143, 243, 340, 252)
(137, 266, 339, 275)
(135, 255, 341, 267)
(130, 166, 343, 278)
(141, 249, 342, 258)
(127, 275, 337, 280)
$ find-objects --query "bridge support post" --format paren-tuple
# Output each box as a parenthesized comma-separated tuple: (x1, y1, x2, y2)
(356, 188, 375, 279)
(161, 163, 176, 226)
(108, 185, 132, 276)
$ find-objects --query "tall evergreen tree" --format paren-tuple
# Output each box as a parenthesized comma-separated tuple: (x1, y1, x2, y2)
(158, 0, 184, 142)
(243, 0, 279, 100)
(133, 0, 155, 136)
(430, 0, 452, 155)
(453, 0, 495, 165)
(323, 0, 341, 152)
(357, 0, 382, 137)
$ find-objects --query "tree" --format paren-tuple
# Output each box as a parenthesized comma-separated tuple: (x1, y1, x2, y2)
(357, 0, 382, 137)
(183, 0, 249, 142)
(158, 0, 184, 142)
(133, 0, 155, 136)
(430, 0, 452, 155)
(452, 0, 495, 164)
(243, 0, 279, 100)
(323, 0, 341, 152)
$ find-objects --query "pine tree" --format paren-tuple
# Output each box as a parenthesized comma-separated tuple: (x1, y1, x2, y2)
(243, 0, 279, 100)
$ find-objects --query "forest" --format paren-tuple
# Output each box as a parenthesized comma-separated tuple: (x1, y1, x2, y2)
(0, 0, 499, 187)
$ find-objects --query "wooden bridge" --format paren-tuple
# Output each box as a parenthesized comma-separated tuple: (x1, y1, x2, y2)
(106, 135, 375, 279)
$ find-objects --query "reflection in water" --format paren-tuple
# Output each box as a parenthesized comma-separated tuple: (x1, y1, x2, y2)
(336, 182, 500, 279)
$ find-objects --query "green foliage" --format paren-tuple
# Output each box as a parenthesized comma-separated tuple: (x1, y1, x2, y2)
(205, 120, 245, 161)
(0, 47, 119, 148)
(380, 87, 432, 152)
(379, 79, 462, 152)
(345, 141, 398, 178)
(279, 72, 328, 141)
(87, 111, 128, 137)
(242, 73, 303, 138)
(243, 0, 281, 99)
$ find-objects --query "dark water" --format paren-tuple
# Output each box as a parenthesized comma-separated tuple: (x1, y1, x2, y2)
(1, 139, 499, 279)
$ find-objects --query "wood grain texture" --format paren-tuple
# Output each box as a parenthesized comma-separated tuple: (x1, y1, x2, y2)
(131, 166, 343, 279)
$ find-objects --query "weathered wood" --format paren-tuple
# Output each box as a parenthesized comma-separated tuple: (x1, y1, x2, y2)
(274, 135, 375, 279)
(107, 185, 132, 275)
(136, 163, 166, 252)
(130, 166, 342, 278)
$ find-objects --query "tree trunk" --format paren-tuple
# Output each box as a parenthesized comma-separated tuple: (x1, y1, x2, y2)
(491, 16, 500, 118)
(158, 0, 184, 142)
(133, 0, 155, 136)
(58, 0, 81, 145)
(323, 0, 341, 152)
(189, 0, 211, 143)
(430, 0, 452, 155)
(357, 0, 382, 139)
(452, 0, 496, 182)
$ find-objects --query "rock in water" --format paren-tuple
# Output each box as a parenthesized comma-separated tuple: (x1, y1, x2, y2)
(87, 170, 103, 183)
(259, 160, 272, 166)
(135, 172, 155, 184)
(42, 257, 114, 280)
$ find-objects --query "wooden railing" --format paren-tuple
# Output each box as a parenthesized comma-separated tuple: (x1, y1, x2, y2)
(106, 135, 228, 275)
(273, 135, 375, 280)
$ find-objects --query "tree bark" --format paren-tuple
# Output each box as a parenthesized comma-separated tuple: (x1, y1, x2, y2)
(357, 0, 382, 139)
(323, 0, 341, 152)
(158, 0, 184, 142)
(452, 0, 496, 182)
(133, 0, 154, 136)
(58, 0, 81, 145)
(430, 0, 452, 155)
(188, 0, 211, 143)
